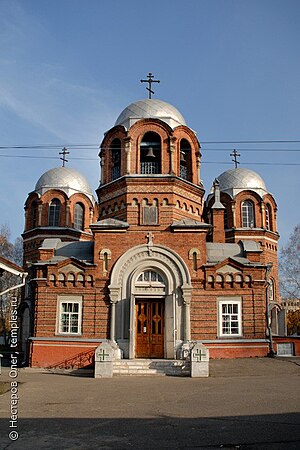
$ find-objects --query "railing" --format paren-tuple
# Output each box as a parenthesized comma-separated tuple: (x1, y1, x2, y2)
(140, 161, 160, 174)
(180, 165, 188, 180)
(111, 166, 121, 180)
(46, 348, 95, 370)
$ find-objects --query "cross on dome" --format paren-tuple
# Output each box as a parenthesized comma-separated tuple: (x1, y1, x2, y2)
(230, 149, 240, 168)
(140, 72, 160, 99)
(59, 147, 69, 167)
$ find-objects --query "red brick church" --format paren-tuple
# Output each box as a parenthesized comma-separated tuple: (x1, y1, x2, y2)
(19, 91, 283, 369)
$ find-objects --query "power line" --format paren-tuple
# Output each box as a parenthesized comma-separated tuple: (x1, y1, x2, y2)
(202, 162, 300, 166)
(0, 154, 97, 160)
(201, 148, 300, 152)
(0, 153, 299, 166)
(1, 146, 300, 152)
(201, 140, 300, 144)
(1, 139, 300, 150)
(0, 144, 98, 149)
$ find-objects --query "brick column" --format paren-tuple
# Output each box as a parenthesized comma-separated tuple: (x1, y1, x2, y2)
(182, 284, 192, 341)
(169, 137, 176, 174)
(100, 151, 105, 185)
(125, 138, 132, 174)
(38, 204, 43, 226)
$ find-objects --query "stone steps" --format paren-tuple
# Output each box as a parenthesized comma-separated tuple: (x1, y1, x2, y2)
(113, 359, 190, 376)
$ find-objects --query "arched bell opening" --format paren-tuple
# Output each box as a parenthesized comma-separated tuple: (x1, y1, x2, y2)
(179, 138, 191, 181)
(140, 132, 161, 174)
(110, 138, 121, 181)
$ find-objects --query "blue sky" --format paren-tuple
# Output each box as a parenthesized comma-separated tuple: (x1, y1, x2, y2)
(0, 0, 299, 246)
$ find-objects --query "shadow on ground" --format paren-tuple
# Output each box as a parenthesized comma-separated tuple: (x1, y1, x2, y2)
(0, 413, 299, 450)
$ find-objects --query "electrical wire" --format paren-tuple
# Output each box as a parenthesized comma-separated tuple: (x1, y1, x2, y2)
(0, 140, 299, 166)
(0, 154, 299, 166)
(1, 139, 300, 150)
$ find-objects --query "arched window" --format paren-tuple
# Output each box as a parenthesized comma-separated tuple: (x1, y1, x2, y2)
(140, 132, 161, 174)
(99, 248, 111, 275)
(48, 199, 61, 226)
(268, 278, 275, 303)
(241, 200, 255, 228)
(111, 138, 121, 181)
(103, 252, 108, 273)
(180, 139, 191, 180)
(192, 252, 197, 271)
(189, 248, 200, 271)
(74, 203, 84, 230)
(265, 204, 271, 230)
(31, 201, 38, 228)
(136, 270, 164, 284)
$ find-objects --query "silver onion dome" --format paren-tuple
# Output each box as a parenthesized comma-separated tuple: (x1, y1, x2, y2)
(215, 167, 268, 198)
(35, 167, 95, 203)
(115, 98, 186, 130)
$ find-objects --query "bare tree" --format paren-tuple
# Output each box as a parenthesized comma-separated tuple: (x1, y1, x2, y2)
(0, 225, 24, 345)
(0, 225, 13, 260)
(279, 224, 300, 300)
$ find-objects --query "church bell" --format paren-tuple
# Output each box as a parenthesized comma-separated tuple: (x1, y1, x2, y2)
(146, 147, 156, 158)
(180, 151, 186, 162)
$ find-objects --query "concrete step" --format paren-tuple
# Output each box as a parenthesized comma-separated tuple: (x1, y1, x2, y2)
(113, 359, 190, 377)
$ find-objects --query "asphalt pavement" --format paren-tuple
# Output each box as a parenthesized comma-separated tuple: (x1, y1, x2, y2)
(0, 357, 299, 449)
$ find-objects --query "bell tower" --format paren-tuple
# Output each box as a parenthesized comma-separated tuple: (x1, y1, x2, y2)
(96, 98, 205, 228)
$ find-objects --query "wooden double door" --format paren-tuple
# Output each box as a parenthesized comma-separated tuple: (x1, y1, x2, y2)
(135, 299, 164, 358)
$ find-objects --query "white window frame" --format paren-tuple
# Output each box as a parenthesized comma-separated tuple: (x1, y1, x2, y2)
(241, 200, 254, 228)
(48, 198, 61, 227)
(56, 296, 82, 335)
(74, 202, 84, 230)
(136, 270, 165, 286)
(218, 297, 242, 337)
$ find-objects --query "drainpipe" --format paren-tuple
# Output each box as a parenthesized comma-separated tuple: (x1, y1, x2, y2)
(0, 273, 27, 297)
(265, 263, 275, 357)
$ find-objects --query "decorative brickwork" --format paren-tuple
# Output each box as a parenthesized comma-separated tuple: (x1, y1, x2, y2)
(20, 98, 283, 369)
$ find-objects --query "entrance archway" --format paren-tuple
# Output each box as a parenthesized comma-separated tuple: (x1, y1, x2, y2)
(108, 244, 192, 359)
